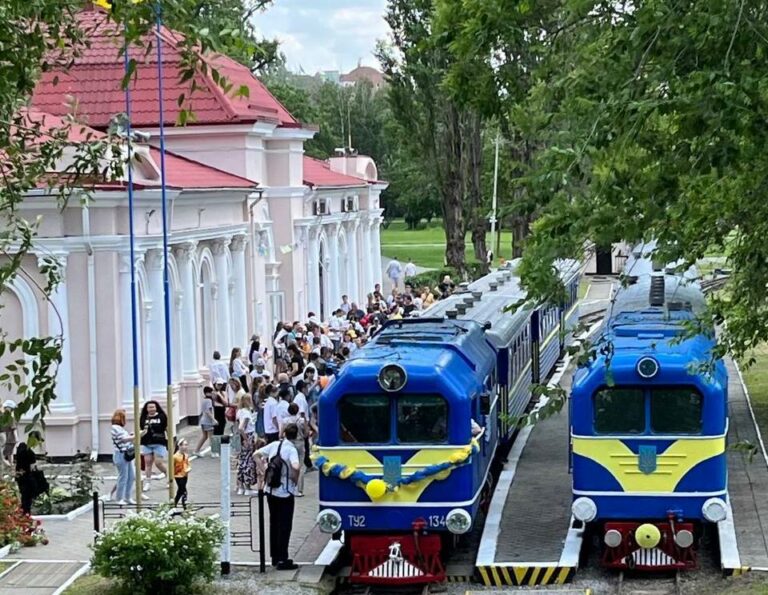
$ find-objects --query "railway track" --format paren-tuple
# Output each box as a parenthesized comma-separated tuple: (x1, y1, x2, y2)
(616, 570, 682, 595)
(335, 584, 446, 595)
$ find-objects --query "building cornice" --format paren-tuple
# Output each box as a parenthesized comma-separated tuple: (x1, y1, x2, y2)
(21, 223, 252, 254)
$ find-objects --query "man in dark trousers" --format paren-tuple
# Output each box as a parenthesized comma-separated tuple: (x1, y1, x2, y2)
(255, 424, 301, 570)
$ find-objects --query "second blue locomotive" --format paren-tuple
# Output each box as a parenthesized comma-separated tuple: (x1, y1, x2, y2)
(570, 247, 728, 570)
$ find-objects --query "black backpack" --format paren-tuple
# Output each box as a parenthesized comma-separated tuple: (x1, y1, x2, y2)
(265, 441, 286, 489)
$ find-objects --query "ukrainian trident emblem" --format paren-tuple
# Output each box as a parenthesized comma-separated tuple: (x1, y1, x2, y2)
(638, 445, 657, 474)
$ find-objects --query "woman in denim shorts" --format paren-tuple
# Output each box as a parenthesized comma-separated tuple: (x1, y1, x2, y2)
(139, 400, 168, 492)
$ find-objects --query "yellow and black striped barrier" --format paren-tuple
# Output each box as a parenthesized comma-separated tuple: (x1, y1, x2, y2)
(476, 564, 576, 586)
(723, 565, 751, 577)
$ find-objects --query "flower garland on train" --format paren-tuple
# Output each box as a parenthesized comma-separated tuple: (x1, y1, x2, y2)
(311, 439, 480, 501)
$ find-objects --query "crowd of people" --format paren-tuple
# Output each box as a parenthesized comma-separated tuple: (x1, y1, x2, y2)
(107, 274, 461, 570)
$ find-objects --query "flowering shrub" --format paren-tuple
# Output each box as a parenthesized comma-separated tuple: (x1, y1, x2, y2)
(91, 509, 225, 593)
(0, 481, 47, 547)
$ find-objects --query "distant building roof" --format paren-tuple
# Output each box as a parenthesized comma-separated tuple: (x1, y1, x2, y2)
(31, 7, 298, 129)
(302, 156, 368, 188)
(339, 66, 385, 88)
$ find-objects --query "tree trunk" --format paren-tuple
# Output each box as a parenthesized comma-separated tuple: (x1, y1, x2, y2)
(440, 105, 467, 276)
(465, 112, 487, 271)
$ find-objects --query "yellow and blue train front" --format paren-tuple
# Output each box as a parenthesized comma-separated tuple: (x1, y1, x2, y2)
(314, 320, 498, 584)
(570, 346, 728, 569)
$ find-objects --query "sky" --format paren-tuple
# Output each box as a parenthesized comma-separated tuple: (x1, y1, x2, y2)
(255, 0, 390, 74)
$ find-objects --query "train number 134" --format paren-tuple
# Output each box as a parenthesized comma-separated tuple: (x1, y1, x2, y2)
(428, 515, 446, 528)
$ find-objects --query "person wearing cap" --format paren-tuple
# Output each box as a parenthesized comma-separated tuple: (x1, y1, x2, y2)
(1, 401, 17, 466)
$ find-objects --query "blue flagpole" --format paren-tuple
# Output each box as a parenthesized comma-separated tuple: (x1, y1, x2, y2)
(123, 32, 143, 511)
(155, 1, 175, 502)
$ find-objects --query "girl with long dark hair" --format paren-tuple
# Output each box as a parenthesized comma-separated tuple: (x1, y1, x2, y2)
(139, 400, 168, 492)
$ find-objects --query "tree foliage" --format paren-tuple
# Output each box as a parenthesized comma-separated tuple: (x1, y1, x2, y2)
(0, 0, 276, 442)
(441, 0, 768, 357)
(378, 0, 488, 274)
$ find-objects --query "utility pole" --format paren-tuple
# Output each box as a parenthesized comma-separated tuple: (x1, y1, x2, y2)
(490, 131, 500, 263)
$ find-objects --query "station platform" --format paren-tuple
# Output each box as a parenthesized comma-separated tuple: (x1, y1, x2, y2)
(476, 361, 583, 587)
(721, 357, 768, 575)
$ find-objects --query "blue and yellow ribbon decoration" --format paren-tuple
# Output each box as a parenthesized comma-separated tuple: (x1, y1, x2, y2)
(311, 440, 479, 501)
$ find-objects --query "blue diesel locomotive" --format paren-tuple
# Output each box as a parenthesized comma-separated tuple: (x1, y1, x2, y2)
(313, 260, 580, 585)
(570, 250, 728, 570)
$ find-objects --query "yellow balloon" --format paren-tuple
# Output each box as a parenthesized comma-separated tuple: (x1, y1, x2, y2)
(365, 479, 388, 500)
(635, 523, 661, 549)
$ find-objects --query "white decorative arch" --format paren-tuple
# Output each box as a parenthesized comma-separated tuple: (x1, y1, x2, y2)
(196, 246, 216, 367)
(338, 227, 350, 300)
(8, 276, 40, 340)
(134, 259, 151, 399)
(167, 254, 183, 384)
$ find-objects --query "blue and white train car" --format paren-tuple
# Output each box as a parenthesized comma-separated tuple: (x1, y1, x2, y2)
(312, 260, 581, 585)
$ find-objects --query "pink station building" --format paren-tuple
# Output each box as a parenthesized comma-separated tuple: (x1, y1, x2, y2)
(0, 8, 387, 457)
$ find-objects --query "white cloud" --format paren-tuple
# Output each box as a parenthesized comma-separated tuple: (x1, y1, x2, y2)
(255, 0, 388, 74)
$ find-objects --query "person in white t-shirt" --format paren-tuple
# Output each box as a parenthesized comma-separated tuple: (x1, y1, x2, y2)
(253, 425, 300, 570)
(404, 258, 417, 279)
(276, 388, 292, 425)
(263, 386, 280, 443)
(209, 351, 228, 385)
(386, 257, 403, 289)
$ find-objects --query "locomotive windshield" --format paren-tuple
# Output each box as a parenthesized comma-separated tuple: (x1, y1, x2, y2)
(650, 388, 702, 433)
(340, 396, 390, 443)
(593, 386, 703, 434)
(397, 396, 447, 444)
(339, 394, 448, 444)
(594, 388, 645, 434)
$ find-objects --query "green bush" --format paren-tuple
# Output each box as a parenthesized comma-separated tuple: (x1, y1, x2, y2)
(91, 509, 225, 594)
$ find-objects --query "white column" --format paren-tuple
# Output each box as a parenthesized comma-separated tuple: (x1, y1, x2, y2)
(119, 253, 136, 408)
(328, 224, 341, 311)
(230, 234, 248, 349)
(346, 222, 361, 304)
(145, 249, 166, 394)
(173, 242, 199, 379)
(44, 254, 74, 413)
(371, 217, 383, 288)
(306, 227, 320, 315)
(361, 220, 373, 294)
(211, 237, 232, 355)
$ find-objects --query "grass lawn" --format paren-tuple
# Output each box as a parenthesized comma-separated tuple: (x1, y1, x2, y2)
(381, 219, 516, 269)
(740, 344, 768, 438)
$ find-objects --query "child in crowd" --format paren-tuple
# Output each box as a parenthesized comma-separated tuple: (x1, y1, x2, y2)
(173, 438, 191, 509)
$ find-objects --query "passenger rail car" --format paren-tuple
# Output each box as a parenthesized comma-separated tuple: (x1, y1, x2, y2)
(570, 251, 727, 572)
(312, 260, 581, 585)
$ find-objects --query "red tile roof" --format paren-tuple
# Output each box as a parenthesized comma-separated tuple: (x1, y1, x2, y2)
(31, 7, 298, 129)
(302, 157, 368, 188)
(147, 148, 255, 189)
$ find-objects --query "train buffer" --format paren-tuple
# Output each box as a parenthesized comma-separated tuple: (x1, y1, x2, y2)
(476, 364, 584, 587)
(720, 358, 768, 577)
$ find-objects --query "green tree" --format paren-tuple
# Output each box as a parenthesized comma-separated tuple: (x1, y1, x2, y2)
(508, 0, 768, 358)
(378, 0, 488, 275)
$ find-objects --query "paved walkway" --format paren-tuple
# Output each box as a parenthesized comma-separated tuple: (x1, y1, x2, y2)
(381, 257, 433, 294)
(0, 424, 331, 591)
(726, 358, 768, 569)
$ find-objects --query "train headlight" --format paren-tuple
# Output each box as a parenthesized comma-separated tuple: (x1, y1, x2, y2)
(446, 508, 472, 535)
(674, 529, 694, 548)
(572, 497, 597, 522)
(636, 356, 660, 379)
(316, 509, 342, 534)
(702, 497, 728, 522)
(604, 529, 623, 548)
